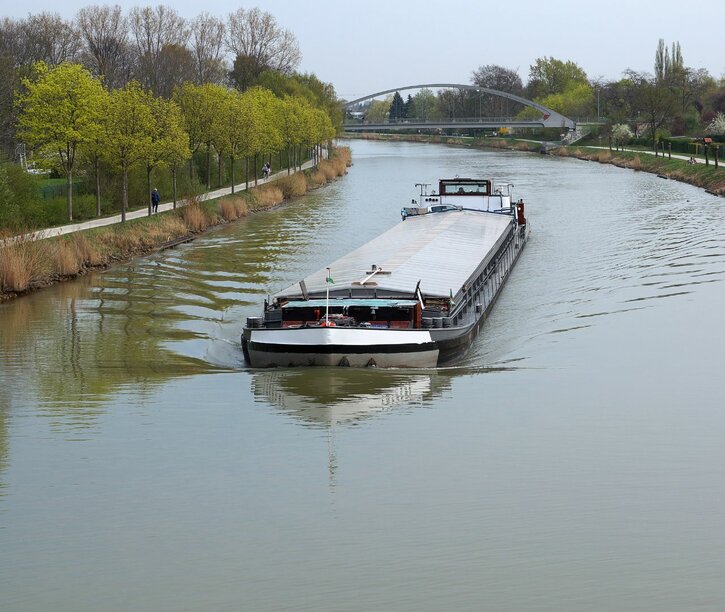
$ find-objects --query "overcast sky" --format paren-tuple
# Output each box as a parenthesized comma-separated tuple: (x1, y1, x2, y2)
(5, 0, 724, 100)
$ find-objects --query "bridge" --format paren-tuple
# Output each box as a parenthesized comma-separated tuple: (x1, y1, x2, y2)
(343, 83, 578, 132)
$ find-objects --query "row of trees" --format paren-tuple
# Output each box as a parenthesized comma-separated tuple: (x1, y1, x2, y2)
(1, 5, 344, 156)
(17, 62, 336, 222)
(352, 42, 725, 149)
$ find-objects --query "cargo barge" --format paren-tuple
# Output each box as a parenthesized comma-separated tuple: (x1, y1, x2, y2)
(242, 177, 530, 368)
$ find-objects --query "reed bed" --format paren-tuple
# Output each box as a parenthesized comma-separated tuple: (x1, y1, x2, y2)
(309, 170, 327, 186)
(181, 202, 209, 232)
(219, 197, 250, 221)
(249, 185, 284, 211)
(275, 173, 308, 199)
(1, 147, 352, 300)
(0, 237, 52, 293)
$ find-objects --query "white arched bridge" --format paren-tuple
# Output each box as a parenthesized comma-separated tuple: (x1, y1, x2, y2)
(344, 83, 577, 132)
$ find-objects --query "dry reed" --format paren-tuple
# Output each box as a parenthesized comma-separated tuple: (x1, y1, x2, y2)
(249, 185, 284, 210)
(0, 238, 51, 293)
(181, 202, 208, 232)
(309, 170, 327, 186)
(52, 239, 82, 276)
(597, 151, 612, 163)
(276, 173, 307, 199)
(219, 197, 250, 221)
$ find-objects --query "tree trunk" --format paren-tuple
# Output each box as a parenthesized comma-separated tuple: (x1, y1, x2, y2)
(217, 151, 223, 187)
(254, 152, 258, 186)
(230, 154, 235, 194)
(705, 145, 710, 166)
(245, 157, 249, 191)
(172, 164, 178, 209)
(287, 147, 292, 175)
(188, 157, 194, 183)
(122, 169, 128, 223)
(66, 170, 73, 221)
(147, 166, 153, 216)
(95, 157, 101, 217)
(206, 145, 212, 189)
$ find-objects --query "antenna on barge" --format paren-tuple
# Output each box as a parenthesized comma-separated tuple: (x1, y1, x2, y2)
(415, 183, 430, 199)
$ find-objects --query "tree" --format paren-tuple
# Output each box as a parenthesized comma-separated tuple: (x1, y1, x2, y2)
(189, 12, 226, 85)
(611, 123, 633, 150)
(527, 57, 588, 99)
(243, 87, 283, 185)
(0, 19, 22, 149)
(365, 98, 391, 123)
(17, 62, 107, 221)
(229, 53, 265, 92)
(537, 82, 594, 118)
(217, 88, 252, 192)
(75, 5, 130, 89)
(174, 82, 223, 187)
(412, 88, 436, 120)
(226, 8, 300, 75)
(403, 94, 416, 119)
(471, 64, 524, 116)
(18, 12, 81, 67)
(626, 70, 677, 151)
(129, 5, 188, 95)
(279, 95, 307, 175)
(102, 81, 155, 222)
(154, 43, 195, 98)
(389, 91, 405, 121)
(706, 112, 725, 136)
(141, 94, 190, 215)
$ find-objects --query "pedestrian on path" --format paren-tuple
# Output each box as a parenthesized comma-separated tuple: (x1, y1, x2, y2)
(151, 187, 160, 213)
(262, 162, 270, 179)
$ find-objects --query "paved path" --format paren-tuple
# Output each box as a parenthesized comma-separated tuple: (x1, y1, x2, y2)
(586, 145, 710, 164)
(2, 158, 320, 247)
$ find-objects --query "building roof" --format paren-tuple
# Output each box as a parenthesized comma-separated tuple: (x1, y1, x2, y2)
(276, 210, 514, 300)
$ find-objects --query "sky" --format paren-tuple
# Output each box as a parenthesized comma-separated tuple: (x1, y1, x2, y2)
(5, 0, 725, 101)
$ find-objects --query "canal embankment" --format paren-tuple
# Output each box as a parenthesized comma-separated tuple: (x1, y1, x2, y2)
(343, 133, 725, 197)
(0, 147, 351, 302)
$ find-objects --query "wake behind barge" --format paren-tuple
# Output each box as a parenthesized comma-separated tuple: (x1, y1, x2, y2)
(242, 178, 530, 368)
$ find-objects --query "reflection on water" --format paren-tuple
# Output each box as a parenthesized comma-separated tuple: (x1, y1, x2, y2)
(252, 368, 453, 427)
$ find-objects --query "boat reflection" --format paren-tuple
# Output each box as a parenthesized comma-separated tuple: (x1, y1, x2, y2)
(251, 368, 453, 427)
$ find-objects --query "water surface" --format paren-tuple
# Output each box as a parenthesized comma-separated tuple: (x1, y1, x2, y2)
(1, 140, 725, 611)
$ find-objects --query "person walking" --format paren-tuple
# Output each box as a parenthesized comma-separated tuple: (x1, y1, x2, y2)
(151, 187, 160, 213)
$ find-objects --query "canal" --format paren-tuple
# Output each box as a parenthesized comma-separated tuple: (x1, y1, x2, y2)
(1, 139, 725, 610)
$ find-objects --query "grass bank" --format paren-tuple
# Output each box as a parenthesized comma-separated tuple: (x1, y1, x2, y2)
(344, 133, 725, 196)
(0, 147, 352, 301)
(552, 147, 725, 196)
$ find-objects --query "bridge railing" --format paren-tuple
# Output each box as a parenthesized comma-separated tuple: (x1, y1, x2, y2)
(344, 117, 524, 125)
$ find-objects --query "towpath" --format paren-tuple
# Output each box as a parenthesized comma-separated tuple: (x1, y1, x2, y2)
(2, 157, 320, 247)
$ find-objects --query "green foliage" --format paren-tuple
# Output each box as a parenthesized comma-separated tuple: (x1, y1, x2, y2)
(537, 82, 594, 117)
(389, 92, 405, 120)
(527, 57, 589, 99)
(0, 163, 17, 227)
(412, 89, 436, 120)
(16, 61, 108, 220)
(365, 98, 391, 122)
